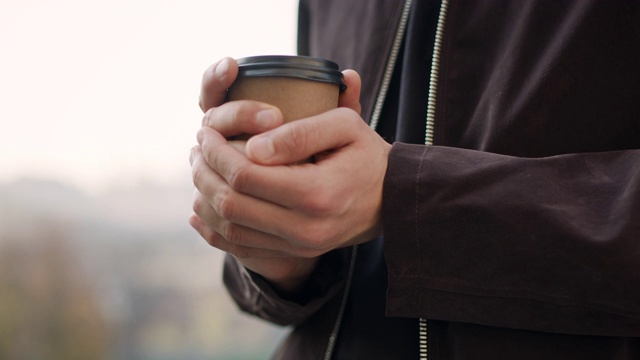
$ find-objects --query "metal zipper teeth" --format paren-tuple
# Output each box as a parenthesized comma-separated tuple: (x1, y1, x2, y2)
(419, 319, 428, 359)
(323, 2, 413, 360)
(425, 0, 449, 146)
(421, 1, 449, 359)
(368, 0, 414, 132)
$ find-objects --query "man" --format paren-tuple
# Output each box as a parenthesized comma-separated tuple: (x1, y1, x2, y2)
(190, 0, 640, 358)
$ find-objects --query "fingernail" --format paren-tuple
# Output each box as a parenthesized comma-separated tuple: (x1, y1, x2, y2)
(249, 136, 275, 162)
(215, 58, 229, 79)
(256, 109, 277, 128)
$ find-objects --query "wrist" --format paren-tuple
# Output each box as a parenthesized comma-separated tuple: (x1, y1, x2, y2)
(263, 257, 320, 296)
(260, 249, 350, 304)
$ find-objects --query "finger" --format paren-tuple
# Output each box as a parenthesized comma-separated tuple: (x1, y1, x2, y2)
(192, 141, 290, 239)
(201, 100, 283, 138)
(192, 189, 295, 254)
(193, 144, 326, 250)
(244, 107, 364, 165)
(196, 126, 248, 173)
(199, 57, 239, 112)
(198, 126, 287, 200)
(338, 70, 362, 114)
(199, 125, 330, 212)
(189, 213, 289, 259)
(192, 186, 291, 252)
(197, 126, 386, 254)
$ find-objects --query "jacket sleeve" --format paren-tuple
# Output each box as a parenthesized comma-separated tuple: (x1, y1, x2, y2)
(383, 144, 640, 337)
(222, 248, 350, 326)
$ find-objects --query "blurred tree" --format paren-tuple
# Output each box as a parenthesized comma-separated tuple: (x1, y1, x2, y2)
(0, 222, 112, 360)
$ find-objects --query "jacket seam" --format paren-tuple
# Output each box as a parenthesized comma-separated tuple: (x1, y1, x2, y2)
(415, 146, 428, 272)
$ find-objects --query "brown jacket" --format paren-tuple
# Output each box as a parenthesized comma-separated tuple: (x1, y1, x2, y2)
(224, 0, 640, 358)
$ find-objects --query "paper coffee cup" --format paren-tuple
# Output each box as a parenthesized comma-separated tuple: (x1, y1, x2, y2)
(228, 55, 346, 123)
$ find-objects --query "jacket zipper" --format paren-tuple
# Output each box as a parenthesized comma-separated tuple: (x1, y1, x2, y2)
(323, 0, 450, 358)
(420, 1, 449, 359)
(368, 0, 414, 132)
(323, 1, 414, 359)
(425, 0, 449, 146)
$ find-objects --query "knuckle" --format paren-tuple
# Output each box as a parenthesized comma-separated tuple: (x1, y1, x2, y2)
(213, 187, 236, 220)
(229, 101, 257, 125)
(338, 106, 360, 121)
(227, 162, 251, 192)
(307, 198, 333, 217)
(204, 235, 217, 248)
(221, 222, 241, 245)
(192, 193, 206, 215)
(280, 122, 310, 155)
(336, 107, 364, 129)
(191, 165, 205, 188)
(192, 169, 215, 201)
(300, 190, 336, 217)
(203, 231, 220, 248)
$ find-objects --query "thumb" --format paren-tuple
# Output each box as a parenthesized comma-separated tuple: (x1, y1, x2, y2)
(245, 70, 363, 165)
(199, 57, 239, 112)
(245, 107, 361, 165)
(338, 70, 362, 114)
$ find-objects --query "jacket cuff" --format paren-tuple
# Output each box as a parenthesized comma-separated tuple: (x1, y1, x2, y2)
(223, 248, 349, 326)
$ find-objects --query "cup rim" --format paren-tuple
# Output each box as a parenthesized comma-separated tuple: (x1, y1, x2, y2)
(236, 55, 346, 90)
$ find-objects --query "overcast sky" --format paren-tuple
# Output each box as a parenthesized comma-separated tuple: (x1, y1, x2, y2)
(0, 0, 298, 194)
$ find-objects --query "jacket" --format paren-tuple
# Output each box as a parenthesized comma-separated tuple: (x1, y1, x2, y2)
(224, 0, 640, 358)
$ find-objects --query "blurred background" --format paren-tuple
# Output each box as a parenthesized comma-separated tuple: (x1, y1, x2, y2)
(0, 0, 298, 359)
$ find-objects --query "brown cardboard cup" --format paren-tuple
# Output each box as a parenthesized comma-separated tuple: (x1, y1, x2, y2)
(228, 55, 346, 123)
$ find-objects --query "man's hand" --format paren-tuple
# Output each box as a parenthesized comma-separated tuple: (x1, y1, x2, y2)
(190, 57, 390, 293)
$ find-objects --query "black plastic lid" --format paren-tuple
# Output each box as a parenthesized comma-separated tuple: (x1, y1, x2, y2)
(236, 55, 346, 90)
